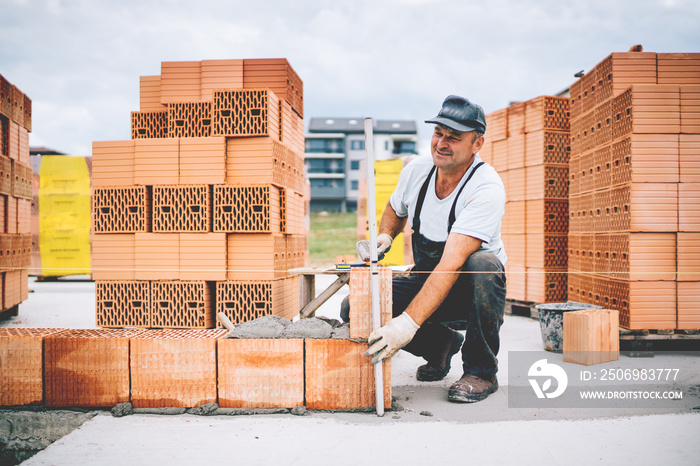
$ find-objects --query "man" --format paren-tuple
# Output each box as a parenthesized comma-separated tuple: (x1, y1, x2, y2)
(351, 95, 507, 402)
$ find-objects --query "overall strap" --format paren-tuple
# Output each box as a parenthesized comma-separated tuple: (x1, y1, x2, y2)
(447, 161, 485, 233)
(412, 165, 437, 234)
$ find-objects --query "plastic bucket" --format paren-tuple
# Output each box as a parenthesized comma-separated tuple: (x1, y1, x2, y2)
(535, 301, 602, 352)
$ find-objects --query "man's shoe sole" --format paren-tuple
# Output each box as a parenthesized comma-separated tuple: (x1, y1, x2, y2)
(415, 331, 465, 382)
(447, 380, 499, 403)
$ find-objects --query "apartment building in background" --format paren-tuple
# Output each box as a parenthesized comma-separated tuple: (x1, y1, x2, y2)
(305, 117, 418, 212)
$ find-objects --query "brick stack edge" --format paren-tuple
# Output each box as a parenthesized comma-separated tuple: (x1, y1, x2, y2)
(486, 51, 700, 331)
(482, 95, 570, 304)
(0, 74, 32, 315)
(0, 268, 392, 409)
(91, 59, 307, 329)
(568, 52, 700, 330)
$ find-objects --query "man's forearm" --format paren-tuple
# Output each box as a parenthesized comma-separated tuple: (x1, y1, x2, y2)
(378, 201, 407, 239)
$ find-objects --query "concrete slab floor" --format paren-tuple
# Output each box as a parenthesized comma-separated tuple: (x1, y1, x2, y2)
(1, 275, 699, 464)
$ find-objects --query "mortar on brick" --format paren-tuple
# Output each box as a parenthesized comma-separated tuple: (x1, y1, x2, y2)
(278, 318, 333, 339)
(227, 315, 290, 339)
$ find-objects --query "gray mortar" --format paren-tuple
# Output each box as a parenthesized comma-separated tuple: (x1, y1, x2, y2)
(316, 316, 342, 328)
(0, 409, 96, 465)
(228, 316, 355, 340)
(278, 318, 333, 339)
(227, 315, 290, 339)
(215, 408, 289, 415)
(186, 403, 219, 416)
(132, 407, 187, 415)
(111, 402, 133, 418)
(330, 322, 351, 339)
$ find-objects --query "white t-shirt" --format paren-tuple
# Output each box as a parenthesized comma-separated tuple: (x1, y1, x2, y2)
(389, 155, 508, 265)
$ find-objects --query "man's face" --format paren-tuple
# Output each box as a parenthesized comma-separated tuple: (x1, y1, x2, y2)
(430, 125, 483, 173)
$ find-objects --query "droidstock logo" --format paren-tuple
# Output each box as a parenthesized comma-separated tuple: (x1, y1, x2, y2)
(528, 359, 568, 399)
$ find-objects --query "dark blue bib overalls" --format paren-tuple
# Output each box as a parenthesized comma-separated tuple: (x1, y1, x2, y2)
(393, 161, 507, 380)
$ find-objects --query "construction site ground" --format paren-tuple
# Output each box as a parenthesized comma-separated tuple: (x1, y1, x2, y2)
(1, 276, 699, 465)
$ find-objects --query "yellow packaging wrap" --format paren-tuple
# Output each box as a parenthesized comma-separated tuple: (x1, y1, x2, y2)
(39, 156, 92, 276)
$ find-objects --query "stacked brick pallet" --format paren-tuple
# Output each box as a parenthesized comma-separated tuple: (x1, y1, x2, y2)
(0, 74, 32, 317)
(0, 269, 392, 410)
(92, 59, 307, 328)
(567, 52, 700, 330)
(481, 96, 570, 303)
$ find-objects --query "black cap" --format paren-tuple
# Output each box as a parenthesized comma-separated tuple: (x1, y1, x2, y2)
(425, 95, 487, 134)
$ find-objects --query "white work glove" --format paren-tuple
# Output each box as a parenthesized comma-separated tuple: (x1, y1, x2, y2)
(364, 313, 420, 364)
(356, 233, 393, 261)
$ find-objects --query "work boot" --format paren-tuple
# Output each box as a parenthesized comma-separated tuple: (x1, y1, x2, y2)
(448, 373, 499, 403)
(416, 329, 464, 382)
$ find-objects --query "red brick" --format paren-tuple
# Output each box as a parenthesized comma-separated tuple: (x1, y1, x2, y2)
(96, 280, 150, 328)
(134, 138, 178, 185)
(91, 140, 135, 187)
(305, 339, 391, 410)
(679, 134, 700, 182)
(44, 329, 142, 408)
(91, 234, 136, 280)
(243, 58, 303, 118)
(218, 339, 304, 408)
(525, 267, 567, 303)
(563, 309, 619, 365)
(93, 186, 151, 233)
(152, 185, 210, 233)
(0, 328, 67, 406)
(677, 281, 700, 330)
(151, 281, 215, 329)
(180, 233, 226, 281)
(134, 233, 179, 280)
(160, 61, 202, 104)
(179, 137, 225, 185)
(348, 267, 392, 339)
(505, 264, 526, 301)
(212, 89, 280, 138)
(485, 108, 508, 141)
(677, 233, 700, 282)
(200, 59, 244, 101)
(139, 75, 165, 112)
(130, 329, 226, 408)
(524, 130, 570, 167)
(168, 102, 212, 138)
(131, 110, 168, 139)
(213, 184, 284, 233)
(507, 102, 526, 136)
(216, 277, 296, 323)
(226, 233, 286, 281)
(524, 96, 570, 133)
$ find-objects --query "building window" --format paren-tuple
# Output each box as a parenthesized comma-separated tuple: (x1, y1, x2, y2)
(310, 179, 341, 188)
(351, 180, 358, 190)
(305, 139, 344, 153)
(350, 160, 360, 170)
(308, 159, 344, 174)
(350, 140, 365, 150)
(385, 141, 389, 150)
(393, 141, 417, 154)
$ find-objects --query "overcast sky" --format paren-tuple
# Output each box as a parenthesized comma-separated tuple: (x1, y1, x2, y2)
(2, 0, 698, 156)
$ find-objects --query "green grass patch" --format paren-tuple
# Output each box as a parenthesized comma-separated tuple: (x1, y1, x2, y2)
(309, 212, 358, 267)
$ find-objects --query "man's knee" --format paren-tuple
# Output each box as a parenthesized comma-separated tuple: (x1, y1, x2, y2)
(464, 251, 503, 273)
